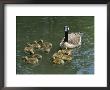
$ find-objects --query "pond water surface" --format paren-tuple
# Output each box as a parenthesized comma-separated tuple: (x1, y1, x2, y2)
(16, 16, 94, 74)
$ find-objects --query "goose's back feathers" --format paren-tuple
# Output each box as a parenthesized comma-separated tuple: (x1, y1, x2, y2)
(60, 32, 82, 49)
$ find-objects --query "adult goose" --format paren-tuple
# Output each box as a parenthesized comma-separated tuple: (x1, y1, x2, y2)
(60, 26, 82, 49)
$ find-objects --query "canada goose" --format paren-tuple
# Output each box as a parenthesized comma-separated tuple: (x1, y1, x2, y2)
(24, 46, 34, 54)
(52, 49, 73, 64)
(27, 42, 41, 49)
(60, 32, 82, 49)
(22, 56, 39, 64)
(34, 39, 52, 53)
(52, 57, 64, 65)
(31, 54, 42, 60)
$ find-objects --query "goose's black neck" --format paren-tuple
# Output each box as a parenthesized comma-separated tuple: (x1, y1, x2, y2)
(64, 26, 69, 42)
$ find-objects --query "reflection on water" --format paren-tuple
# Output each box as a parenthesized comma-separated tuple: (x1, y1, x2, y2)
(16, 16, 94, 74)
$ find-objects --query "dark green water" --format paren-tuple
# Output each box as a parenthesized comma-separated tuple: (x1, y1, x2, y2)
(16, 16, 94, 74)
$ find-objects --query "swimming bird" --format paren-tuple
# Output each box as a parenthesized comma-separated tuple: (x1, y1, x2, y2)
(24, 46, 35, 55)
(37, 40, 52, 53)
(60, 32, 82, 49)
(22, 56, 39, 64)
(52, 49, 73, 64)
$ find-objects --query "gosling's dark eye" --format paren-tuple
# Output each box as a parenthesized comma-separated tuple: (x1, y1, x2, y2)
(30, 52, 33, 55)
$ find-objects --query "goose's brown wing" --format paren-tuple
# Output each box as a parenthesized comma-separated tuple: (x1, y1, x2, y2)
(68, 33, 81, 45)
